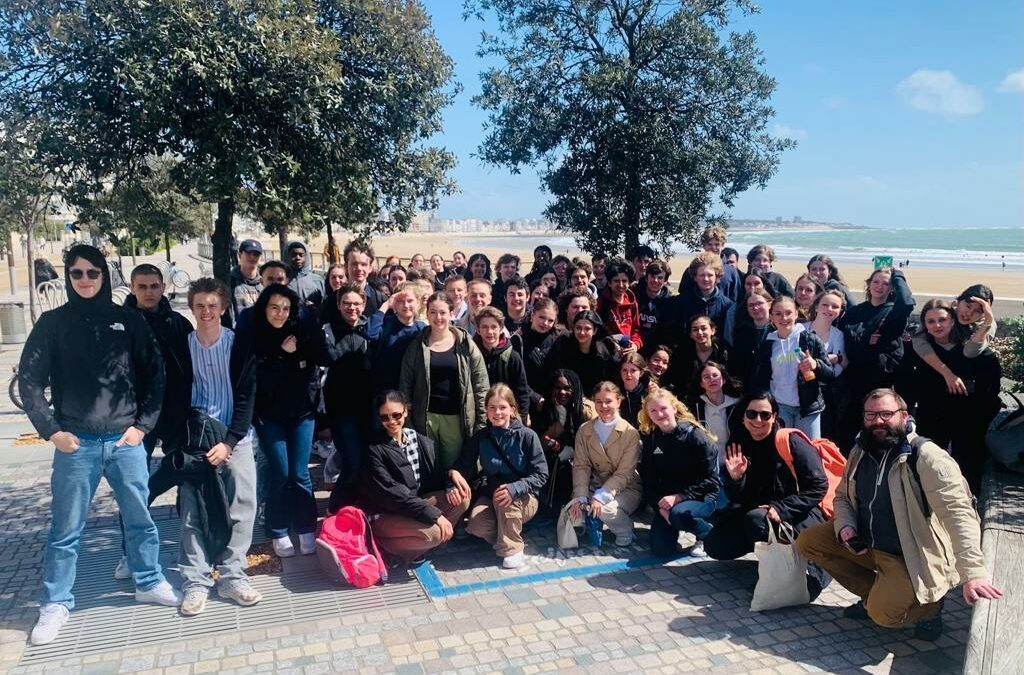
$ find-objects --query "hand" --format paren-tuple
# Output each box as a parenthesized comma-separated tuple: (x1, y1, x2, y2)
(568, 500, 584, 521)
(759, 505, 781, 523)
(660, 507, 671, 524)
(839, 525, 866, 555)
(617, 342, 637, 357)
(435, 515, 454, 542)
(971, 297, 994, 326)
(657, 494, 681, 513)
(493, 484, 513, 508)
(944, 373, 967, 395)
(724, 443, 749, 481)
(448, 469, 471, 500)
(798, 355, 816, 375)
(206, 442, 231, 466)
(868, 331, 880, 346)
(280, 335, 298, 353)
(115, 426, 145, 447)
(828, 353, 840, 365)
(51, 431, 81, 453)
(646, 379, 658, 393)
(589, 498, 604, 516)
(963, 579, 1003, 605)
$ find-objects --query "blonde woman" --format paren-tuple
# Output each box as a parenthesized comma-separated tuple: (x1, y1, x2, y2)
(638, 389, 720, 557)
(560, 382, 642, 547)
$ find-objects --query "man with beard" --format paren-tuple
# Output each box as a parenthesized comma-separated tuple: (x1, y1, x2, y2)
(797, 388, 1001, 641)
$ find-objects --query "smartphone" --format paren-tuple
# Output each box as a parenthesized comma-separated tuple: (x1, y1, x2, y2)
(845, 535, 867, 553)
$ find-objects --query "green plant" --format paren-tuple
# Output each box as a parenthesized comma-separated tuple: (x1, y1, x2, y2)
(992, 316, 1024, 392)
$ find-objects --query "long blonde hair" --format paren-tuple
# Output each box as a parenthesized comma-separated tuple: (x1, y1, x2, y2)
(637, 388, 716, 444)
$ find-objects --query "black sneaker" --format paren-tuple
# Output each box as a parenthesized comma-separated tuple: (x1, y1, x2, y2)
(912, 614, 943, 641)
(842, 601, 869, 620)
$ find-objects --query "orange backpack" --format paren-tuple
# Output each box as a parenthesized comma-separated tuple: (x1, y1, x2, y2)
(774, 428, 846, 519)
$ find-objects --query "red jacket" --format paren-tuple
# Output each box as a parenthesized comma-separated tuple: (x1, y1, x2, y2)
(598, 287, 643, 350)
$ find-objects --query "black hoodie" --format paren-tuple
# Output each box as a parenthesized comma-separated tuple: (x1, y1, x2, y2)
(473, 333, 531, 416)
(18, 245, 165, 439)
(322, 313, 372, 418)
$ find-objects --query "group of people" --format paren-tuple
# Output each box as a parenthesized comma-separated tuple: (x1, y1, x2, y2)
(19, 227, 1003, 647)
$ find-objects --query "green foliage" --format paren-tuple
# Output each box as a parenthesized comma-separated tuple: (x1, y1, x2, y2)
(993, 317, 1024, 392)
(0, 0, 458, 278)
(466, 0, 792, 255)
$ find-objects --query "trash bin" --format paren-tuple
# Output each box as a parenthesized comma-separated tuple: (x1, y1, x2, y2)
(0, 302, 27, 344)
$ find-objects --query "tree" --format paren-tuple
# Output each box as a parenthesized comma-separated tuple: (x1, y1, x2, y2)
(0, 0, 457, 281)
(467, 0, 792, 255)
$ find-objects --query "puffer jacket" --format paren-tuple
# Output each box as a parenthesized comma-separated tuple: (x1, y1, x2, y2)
(832, 432, 986, 604)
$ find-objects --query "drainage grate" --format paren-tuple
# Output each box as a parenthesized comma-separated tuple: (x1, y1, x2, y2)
(19, 522, 430, 665)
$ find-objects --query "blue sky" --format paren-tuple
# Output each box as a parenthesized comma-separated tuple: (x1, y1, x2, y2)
(419, 0, 1023, 229)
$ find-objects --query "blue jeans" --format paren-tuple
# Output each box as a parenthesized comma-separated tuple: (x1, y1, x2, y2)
(255, 417, 317, 538)
(45, 433, 164, 608)
(649, 497, 720, 557)
(777, 403, 821, 440)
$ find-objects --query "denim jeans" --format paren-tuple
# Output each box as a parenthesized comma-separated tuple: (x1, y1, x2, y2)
(45, 433, 165, 608)
(649, 496, 720, 556)
(328, 415, 363, 504)
(179, 439, 256, 590)
(255, 417, 317, 539)
(777, 403, 822, 440)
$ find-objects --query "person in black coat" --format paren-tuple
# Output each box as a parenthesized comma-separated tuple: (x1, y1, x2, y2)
(249, 284, 333, 558)
(337, 391, 471, 564)
(516, 297, 562, 407)
(746, 244, 794, 298)
(544, 310, 617, 395)
(639, 389, 721, 557)
(473, 307, 532, 416)
(705, 393, 831, 598)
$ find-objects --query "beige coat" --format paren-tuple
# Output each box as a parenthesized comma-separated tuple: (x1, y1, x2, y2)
(832, 432, 986, 604)
(571, 418, 642, 510)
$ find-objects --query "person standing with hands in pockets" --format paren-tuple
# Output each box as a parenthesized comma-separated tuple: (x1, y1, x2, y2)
(19, 244, 181, 646)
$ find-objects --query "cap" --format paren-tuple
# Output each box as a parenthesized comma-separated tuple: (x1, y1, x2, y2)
(238, 239, 263, 254)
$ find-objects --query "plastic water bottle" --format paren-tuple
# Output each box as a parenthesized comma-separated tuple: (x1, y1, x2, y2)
(585, 514, 604, 547)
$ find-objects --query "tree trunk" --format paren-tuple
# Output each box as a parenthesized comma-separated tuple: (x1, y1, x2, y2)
(213, 198, 234, 283)
(7, 231, 16, 295)
(164, 231, 172, 261)
(325, 220, 336, 264)
(277, 225, 288, 261)
(26, 220, 37, 322)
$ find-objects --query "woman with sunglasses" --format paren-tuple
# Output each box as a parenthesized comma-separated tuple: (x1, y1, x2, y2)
(338, 391, 472, 564)
(704, 393, 830, 599)
(451, 384, 549, 570)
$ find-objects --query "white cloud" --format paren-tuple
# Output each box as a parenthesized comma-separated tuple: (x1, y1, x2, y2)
(895, 69, 984, 116)
(998, 68, 1024, 93)
(771, 123, 807, 141)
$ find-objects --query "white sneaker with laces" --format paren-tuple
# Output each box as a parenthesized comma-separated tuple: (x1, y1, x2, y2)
(298, 533, 316, 555)
(113, 556, 131, 580)
(135, 580, 183, 607)
(272, 536, 296, 558)
(180, 588, 208, 617)
(502, 552, 526, 569)
(688, 541, 707, 558)
(218, 580, 262, 607)
(30, 604, 69, 646)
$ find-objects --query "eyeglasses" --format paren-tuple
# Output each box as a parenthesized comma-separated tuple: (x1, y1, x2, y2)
(863, 410, 905, 422)
(744, 410, 774, 421)
(378, 411, 404, 423)
(69, 269, 102, 280)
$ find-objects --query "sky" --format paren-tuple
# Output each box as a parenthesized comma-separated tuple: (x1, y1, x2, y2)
(418, 0, 1023, 229)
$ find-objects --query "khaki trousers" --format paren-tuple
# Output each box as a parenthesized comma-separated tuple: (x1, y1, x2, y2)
(371, 490, 471, 562)
(797, 521, 942, 627)
(466, 494, 539, 557)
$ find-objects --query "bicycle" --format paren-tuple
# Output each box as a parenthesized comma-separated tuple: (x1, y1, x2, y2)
(8, 366, 50, 412)
(167, 261, 192, 291)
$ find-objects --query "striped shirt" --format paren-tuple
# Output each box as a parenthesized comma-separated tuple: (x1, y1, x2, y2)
(189, 329, 246, 440)
(401, 428, 421, 483)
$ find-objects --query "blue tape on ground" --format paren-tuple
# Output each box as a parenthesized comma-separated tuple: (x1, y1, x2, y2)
(413, 554, 694, 598)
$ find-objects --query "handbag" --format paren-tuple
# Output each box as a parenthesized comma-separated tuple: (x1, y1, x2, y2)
(750, 521, 811, 612)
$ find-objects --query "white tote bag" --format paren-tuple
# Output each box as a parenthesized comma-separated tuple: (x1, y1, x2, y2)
(750, 521, 811, 612)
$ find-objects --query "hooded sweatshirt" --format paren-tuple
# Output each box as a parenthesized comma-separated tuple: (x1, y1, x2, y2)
(597, 286, 643, 349)
(286, 241, 326, 308)
(473, 333, 531, 415)
(18, 245, 165, 439)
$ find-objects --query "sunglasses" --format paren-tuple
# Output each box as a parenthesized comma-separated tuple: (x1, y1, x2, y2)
(378, 411, 404, 423)
(69, 269, 102, 280)
(744, 410, 774, 422)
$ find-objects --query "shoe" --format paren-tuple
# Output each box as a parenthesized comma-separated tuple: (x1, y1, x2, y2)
(218, 580, 262, 607)
(135, 580, 183, 607)
(688, 541, 707, 558)
(616, 535, 635, 548)
(314, 440, 336, 460)
(843, 601, 869, 620)
(30, 604, 69, 646)
(502, 552, 526, 569)
(255, 504, 266, 528)
(272, 536, 296, 558)
(807, 576, 825, 603)
(913, 614, 943, 641)
(180, 588, 208, 617)
(113, 556, 131, 580)
(298, 533, 316, 556)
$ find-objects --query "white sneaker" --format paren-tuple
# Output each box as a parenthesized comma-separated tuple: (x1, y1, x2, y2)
(298, 533, 316, 555)
(135, 580, 183, 607)
(272, 536, 296, 558)
(113, 557, 131, 580)
(615, 534, 635, 547)
(218, 580, 262, 607)
(688, 541, 707, 558)
(502, 552, 526, 569)
(30, 604, 69, 646)
(180, 588, 208, 617)
(314, 440, 336, 460)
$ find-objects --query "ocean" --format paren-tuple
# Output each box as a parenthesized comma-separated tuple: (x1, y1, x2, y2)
(459, 226, 1024, 270)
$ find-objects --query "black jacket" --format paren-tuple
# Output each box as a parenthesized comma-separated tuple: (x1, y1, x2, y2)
(750, 327, 837, 417)
(633, 283, 670, 350)
(322, 315, 372, 418)
(455, 419, 549, 499)
(728, 322, 770, 386)
(543, 334, 616, 396)
(762, 270, 794, 298)
(362, 281, 387, 317)
(474, 334, 531, 416)
(19, 262, 165, 440)
(343, 431, 446, 522)
(724, 427, 827, 524)
(517, 325, 560, 406)
(125, 295, 194, 442)
(656, 277, 735, 352)
(641, 422, 720, 508)
(253, 315, 332, 423)
(842, 269, 915, 381)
